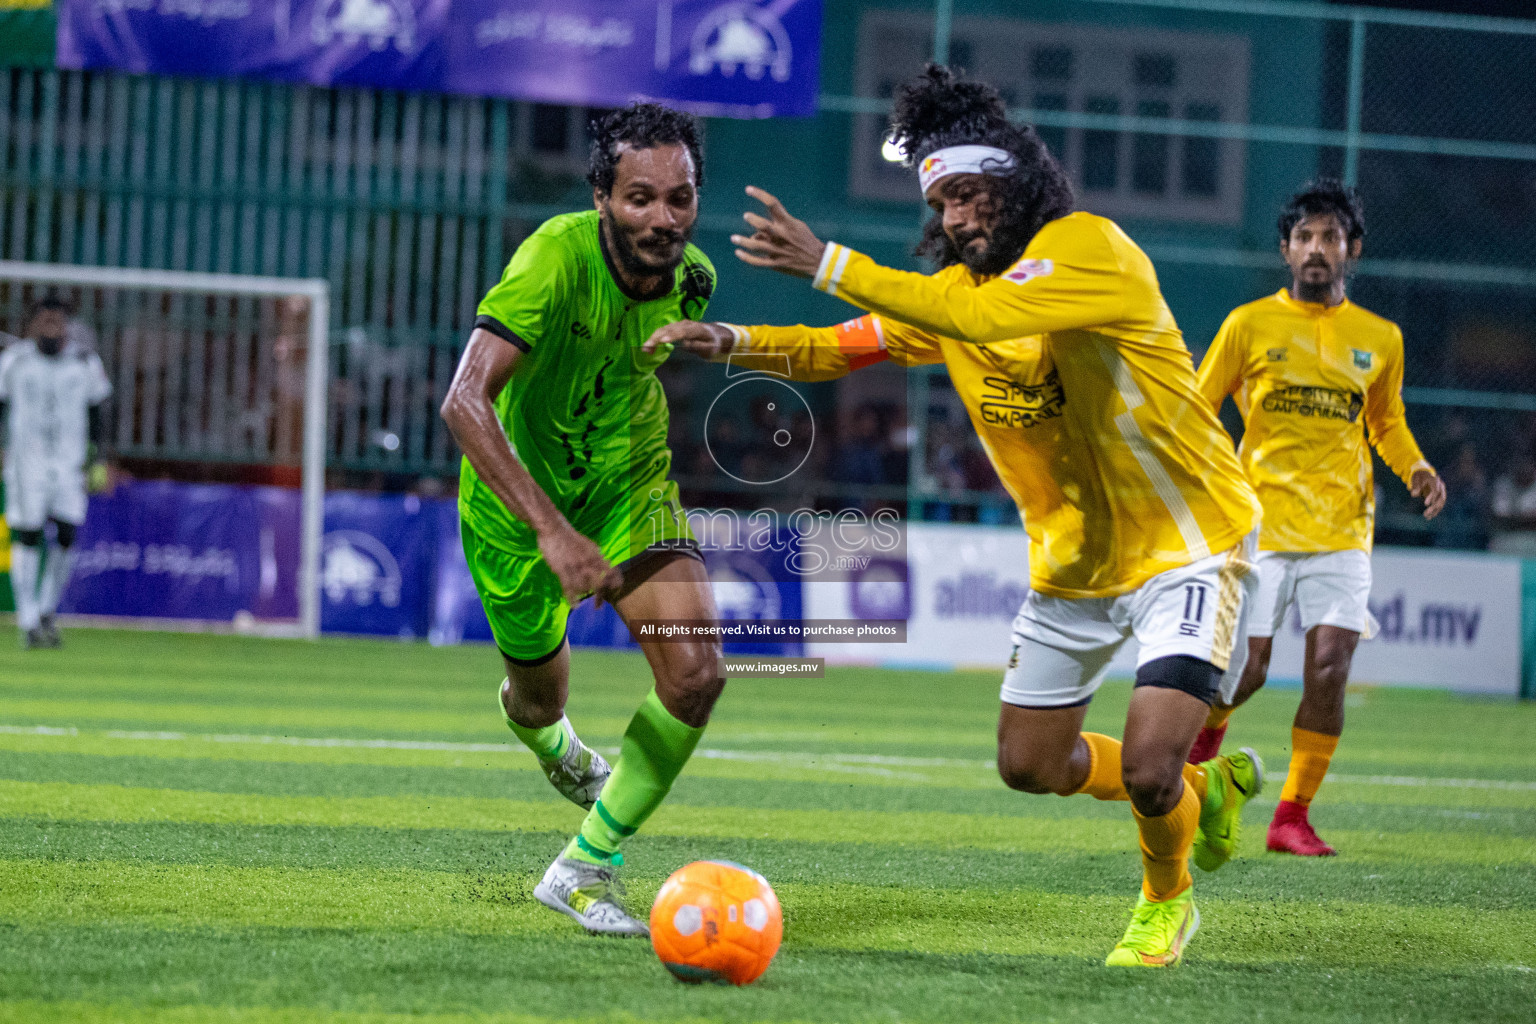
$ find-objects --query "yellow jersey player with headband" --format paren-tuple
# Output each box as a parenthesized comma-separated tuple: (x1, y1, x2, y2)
(647, 65, 1264, 968)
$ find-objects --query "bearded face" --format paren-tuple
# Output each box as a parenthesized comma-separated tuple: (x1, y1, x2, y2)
(924, 173, 1019, 276)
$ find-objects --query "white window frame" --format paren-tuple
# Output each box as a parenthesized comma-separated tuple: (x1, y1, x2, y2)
(850, 11, 1251, 225)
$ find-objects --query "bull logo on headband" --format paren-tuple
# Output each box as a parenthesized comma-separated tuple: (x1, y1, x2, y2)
(917, 145, 1017, 194)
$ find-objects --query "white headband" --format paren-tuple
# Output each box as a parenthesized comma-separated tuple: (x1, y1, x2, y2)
(917, 144, 1017, 194)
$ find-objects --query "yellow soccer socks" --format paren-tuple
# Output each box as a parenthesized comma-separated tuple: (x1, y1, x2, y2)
(1279, 726, 1338, 807)
(1073, 732, 1130, 801)
(1134, 773, 1204, 902)
(1269, 726, 1341, 856)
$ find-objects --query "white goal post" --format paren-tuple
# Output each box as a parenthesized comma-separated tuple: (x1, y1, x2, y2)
(0, 261, 329, 639)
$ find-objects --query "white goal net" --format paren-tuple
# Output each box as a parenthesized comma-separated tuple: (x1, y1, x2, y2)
(0, 261, 329, 638)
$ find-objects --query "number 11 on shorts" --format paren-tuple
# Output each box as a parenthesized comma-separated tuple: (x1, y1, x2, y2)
(1180, 584, 1207, 637)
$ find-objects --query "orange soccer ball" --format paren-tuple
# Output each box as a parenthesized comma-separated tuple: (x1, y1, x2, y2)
(650, 860, 783, 985)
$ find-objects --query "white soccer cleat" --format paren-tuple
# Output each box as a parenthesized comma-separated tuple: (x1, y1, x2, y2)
(537, 723, 611, 810)
(533, 855, 649, 937)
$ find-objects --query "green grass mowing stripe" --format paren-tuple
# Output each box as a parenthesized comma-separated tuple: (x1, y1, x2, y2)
(0, 748, 1088, 823)
(4, 857, 1534, 971)
(4, 725, 1536, 815)
(0, 818, 1145, 899)
(9, 777, 1536, 865)
(0, 729, 1012, 794)
(7, 816, 1532, 912)
(0, 1003, 585, 1024)
(0, 778, 1142, 857)
(4, 749, 1535, 848)
(3, 928, 1532, 1024)
(9, 631, 1531, 769)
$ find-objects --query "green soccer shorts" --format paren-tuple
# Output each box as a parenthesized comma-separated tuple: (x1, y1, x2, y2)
(461, 477, 697, 663)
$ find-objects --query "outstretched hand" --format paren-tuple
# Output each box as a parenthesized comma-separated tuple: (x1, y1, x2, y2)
(642, 320, 737, 359)
(1410, 468, 1447, 520)
(731, 186, 826, 279)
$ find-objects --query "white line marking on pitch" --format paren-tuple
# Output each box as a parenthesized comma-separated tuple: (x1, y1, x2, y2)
(2, 724, 1535, 792)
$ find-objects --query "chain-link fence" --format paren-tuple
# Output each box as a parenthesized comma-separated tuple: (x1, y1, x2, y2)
(1, 1, 1533, 547)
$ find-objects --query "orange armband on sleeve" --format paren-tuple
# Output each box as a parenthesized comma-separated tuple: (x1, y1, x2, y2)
(835, 315, 891, 371)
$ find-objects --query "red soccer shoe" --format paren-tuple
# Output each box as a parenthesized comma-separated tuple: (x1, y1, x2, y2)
(1267, 799, 1337, 856)
(1187, 723, 1228, 765)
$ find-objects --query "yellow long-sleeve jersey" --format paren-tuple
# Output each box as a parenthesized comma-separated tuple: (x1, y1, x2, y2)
(1196, 289, 1432, 553)
(725, 211, 1260, 599)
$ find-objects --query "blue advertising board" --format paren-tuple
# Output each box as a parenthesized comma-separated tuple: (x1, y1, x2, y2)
(320, 491, 435, 638)
(57, 480, 805, 652)
(56, 1, 822, 119)
(63, 480, 302, 623)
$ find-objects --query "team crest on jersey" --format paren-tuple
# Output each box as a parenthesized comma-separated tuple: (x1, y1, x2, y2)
(1266, 347, 1287, 362)
(678, 259, 714, 320)
(1002, 258, 1054, 285)
(1351, 348, 1373, 370)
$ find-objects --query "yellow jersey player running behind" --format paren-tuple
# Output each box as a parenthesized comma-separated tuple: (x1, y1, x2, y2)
(1189, 179, 1445, 856)
(647, 66, 1265, 968)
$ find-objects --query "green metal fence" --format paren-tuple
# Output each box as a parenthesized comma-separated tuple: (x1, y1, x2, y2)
(1, 1, 1533, 538)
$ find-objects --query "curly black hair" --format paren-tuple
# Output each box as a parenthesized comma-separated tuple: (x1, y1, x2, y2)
(586, 103, 704, 196)
(26, 290, 72, 323)
(887, 65, 1075, 271)
(1278, 177, 1364, 244)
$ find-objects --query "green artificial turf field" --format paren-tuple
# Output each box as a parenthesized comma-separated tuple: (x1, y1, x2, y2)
(0, 629, 1532, 1023)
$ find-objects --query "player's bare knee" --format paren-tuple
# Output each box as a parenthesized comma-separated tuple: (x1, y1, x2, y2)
(660, 648, 724, 726)
(500, 677, 563, 729)
(1304, 664, 1349, 713)
(996, 758, 1061, 795)
(995, 740, 1074, 794)
(1122, 759, 1185, 817)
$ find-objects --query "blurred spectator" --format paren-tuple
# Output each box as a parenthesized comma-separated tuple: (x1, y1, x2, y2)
(1489, 443, 1536, 556)
(1422, 411, 1472, 474)
(832, 405, 888, 485)
(706, 415, 745, 475)
(1430, 441, 1489, 550)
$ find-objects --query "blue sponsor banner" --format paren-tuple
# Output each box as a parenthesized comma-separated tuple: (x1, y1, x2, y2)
(64, 480, 302, 622)
(702, 531, 802, 655)
(56, 1, 821, 119)
(321, 491, 435, 638)
(427, 499, 495, 647)
(55, 480, 805, 652)
(427, 504, 804, 656)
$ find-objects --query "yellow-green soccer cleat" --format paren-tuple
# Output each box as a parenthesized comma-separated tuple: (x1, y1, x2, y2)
(1192, 746, 1265, 873)
(1105, 888, 1200, 968)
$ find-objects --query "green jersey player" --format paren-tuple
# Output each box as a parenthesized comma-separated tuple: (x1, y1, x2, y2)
(441, 104, 723, 936)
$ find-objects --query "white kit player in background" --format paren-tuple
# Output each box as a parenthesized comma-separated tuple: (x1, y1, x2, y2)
(0, 295, 113, 649)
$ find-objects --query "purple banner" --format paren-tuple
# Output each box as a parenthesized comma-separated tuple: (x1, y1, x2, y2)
(57, 1, 822, 119)
(63, 480, 301, 623)
(321, 491, 435, 638)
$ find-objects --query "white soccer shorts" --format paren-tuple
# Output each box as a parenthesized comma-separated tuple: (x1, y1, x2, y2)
(1246, 548, 1376, 639)
(2, 462, 88, 532)
(999, 533, 1259, 709)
